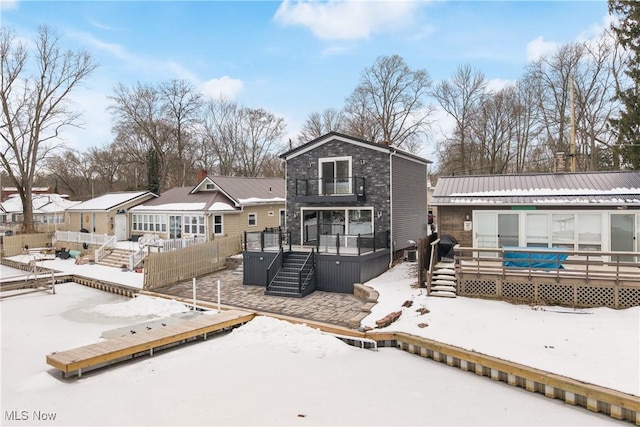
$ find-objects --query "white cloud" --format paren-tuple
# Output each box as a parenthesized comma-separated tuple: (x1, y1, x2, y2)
(486, 78, 515, 93)
(199, 76, 244, 100)
(526, 36, 559, 62)
(274, 0, 421, 41)
(0, 0, 18, 11)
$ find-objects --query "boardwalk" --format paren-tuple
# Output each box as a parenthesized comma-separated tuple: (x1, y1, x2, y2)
(46, 309, 254, 378)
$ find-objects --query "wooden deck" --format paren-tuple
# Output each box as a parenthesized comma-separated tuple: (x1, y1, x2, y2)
(46, 309, 255, 378)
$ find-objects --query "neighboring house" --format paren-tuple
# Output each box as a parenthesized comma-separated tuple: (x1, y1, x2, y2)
(244, 131, 431, 296)
(66, 191, 156, 240)
(129, 176, 285, 241)
(0, 186, 53, 202)
(431, 171, 640, 255)
(0, 193, 80, 231)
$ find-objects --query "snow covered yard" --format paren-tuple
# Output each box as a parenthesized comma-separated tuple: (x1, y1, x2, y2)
(0, 262, 637, 425)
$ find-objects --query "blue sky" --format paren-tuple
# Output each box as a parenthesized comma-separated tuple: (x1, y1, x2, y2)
(1, 0, 611, 160)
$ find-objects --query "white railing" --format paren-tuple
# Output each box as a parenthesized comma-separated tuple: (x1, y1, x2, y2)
(94, 235, 116, 264)
(129, 248, 146, 272)
(53, 231, 112, 247)
(159, 236, 206, 252)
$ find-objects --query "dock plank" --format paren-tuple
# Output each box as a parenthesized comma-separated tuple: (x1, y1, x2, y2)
(46, 309, 255, 377)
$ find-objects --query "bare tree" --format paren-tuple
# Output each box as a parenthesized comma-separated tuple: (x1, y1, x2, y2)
(344, 54, 434, 152)
(201, 99, 285, 177)
(159, 79, 203, 186)
(527, 43, 584, 169)
(237, 108, 286, 177)
(108, 82, 174, 192)
(431, 64, 487, 175)
(0, 25, 97, 232)
(297, 107, 346, 144)
(201, 98, 242, 175)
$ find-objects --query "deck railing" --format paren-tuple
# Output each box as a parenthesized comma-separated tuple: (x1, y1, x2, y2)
(298, 249, 315, 294)
(94, 235, 116, 264)
(450, 246, 640, 308)
(244, 228, 291, 252)
(295, 176, 365, 197)
(454, 246, 640, 284)
(266, 247, 284, 292)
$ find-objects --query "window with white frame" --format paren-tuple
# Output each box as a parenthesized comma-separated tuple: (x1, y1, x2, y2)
(248, 213, 257, 226)
(577, 213, 601, 251)
(551, 214, 575, 249)
(132, 214, 167, 233)
(319, 156, 352, 195)
(526, 213, 549, 247)
(183, 215, 205, 235)
(214, 215, 223, 235)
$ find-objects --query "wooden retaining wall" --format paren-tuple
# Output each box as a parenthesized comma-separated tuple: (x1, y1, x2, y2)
(144, 235, 242, 291)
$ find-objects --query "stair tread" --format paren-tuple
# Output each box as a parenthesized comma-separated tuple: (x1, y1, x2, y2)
(431, 285, 456, 292)
(430, 290, 456, 298)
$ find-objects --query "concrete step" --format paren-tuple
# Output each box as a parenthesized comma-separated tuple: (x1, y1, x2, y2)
(434, 268, 455, 275)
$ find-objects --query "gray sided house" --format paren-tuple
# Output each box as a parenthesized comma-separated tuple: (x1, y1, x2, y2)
(431, 171, 640, 256)
(243, 132, 431, 297)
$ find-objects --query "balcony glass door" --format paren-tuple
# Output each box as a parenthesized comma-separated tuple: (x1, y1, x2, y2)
(320, 158, 350, 195)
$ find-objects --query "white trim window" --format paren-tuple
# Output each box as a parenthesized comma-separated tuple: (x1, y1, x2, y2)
(213, 215, 223, 235)
(319, 156, 352, 195)
(132, 214, 167, 233)
(248, 213, 257, 227)
(183, 215, 205, 235)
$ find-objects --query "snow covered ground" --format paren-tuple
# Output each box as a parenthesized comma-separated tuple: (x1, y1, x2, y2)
(1, 259, 637, 426)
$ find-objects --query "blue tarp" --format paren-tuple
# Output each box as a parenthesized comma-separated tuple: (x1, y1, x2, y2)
(503, 247, 568, 269)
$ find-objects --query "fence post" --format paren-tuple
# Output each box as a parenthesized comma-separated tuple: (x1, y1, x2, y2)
(243, 231, 247, 251)
(260, 232, 265, 252)
(336, 232, 340, 256)
(357, 233, 361, 256)
(288, 231, 292, 252)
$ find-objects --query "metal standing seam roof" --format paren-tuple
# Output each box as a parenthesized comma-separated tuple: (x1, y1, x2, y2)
(431, 171, 640, 206)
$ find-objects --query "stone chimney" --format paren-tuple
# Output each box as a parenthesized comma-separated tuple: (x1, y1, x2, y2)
(554, 152, 565, 173)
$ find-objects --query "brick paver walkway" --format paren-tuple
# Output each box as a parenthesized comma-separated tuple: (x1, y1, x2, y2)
(153, 265, 370, 329)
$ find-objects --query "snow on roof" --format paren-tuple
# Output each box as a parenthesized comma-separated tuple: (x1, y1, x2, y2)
(0, 194, 80, 213)
(237, 197, 285, 205)
(67, 191, 151, 211)
(451, 187, 640, 197)
(208, 202, 236, 211)
(130, 202, 207, 212)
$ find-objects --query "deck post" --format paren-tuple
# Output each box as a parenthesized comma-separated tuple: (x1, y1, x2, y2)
(192, 278, 196, 311)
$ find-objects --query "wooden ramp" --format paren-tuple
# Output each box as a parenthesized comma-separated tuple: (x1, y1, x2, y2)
(46, 309, 255, 378)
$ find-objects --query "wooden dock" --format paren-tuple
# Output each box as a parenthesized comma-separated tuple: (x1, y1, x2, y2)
(46, 309, 255, 378)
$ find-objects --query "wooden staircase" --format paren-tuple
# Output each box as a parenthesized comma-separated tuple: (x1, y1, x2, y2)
(429, 259, 457, 298)
(97, 248, 135, 269)
(265, 252, 315, 298)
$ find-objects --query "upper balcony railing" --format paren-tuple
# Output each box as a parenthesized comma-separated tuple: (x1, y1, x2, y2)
(294, 177, 365, 200)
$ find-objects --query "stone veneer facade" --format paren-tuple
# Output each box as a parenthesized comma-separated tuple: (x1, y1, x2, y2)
(285, 138, 391, 245)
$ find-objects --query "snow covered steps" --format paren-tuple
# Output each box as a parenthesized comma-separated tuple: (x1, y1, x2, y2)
(430, 261, 457, 298)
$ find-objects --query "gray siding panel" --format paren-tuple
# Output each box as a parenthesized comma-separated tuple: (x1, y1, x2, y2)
(243, 252, 278, 286)
(392, 155, 428, 252)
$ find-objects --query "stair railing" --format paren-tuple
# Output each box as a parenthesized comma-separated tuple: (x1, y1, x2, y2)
(94, 235, 117, 264)
(427, 238, 440, 295)
(298, 249, 315, 295)
(266, 247, 284, 292)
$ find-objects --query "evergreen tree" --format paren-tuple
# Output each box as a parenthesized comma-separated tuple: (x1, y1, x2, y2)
(608, 0, 640, 169)
(147, 148, 161, 194)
